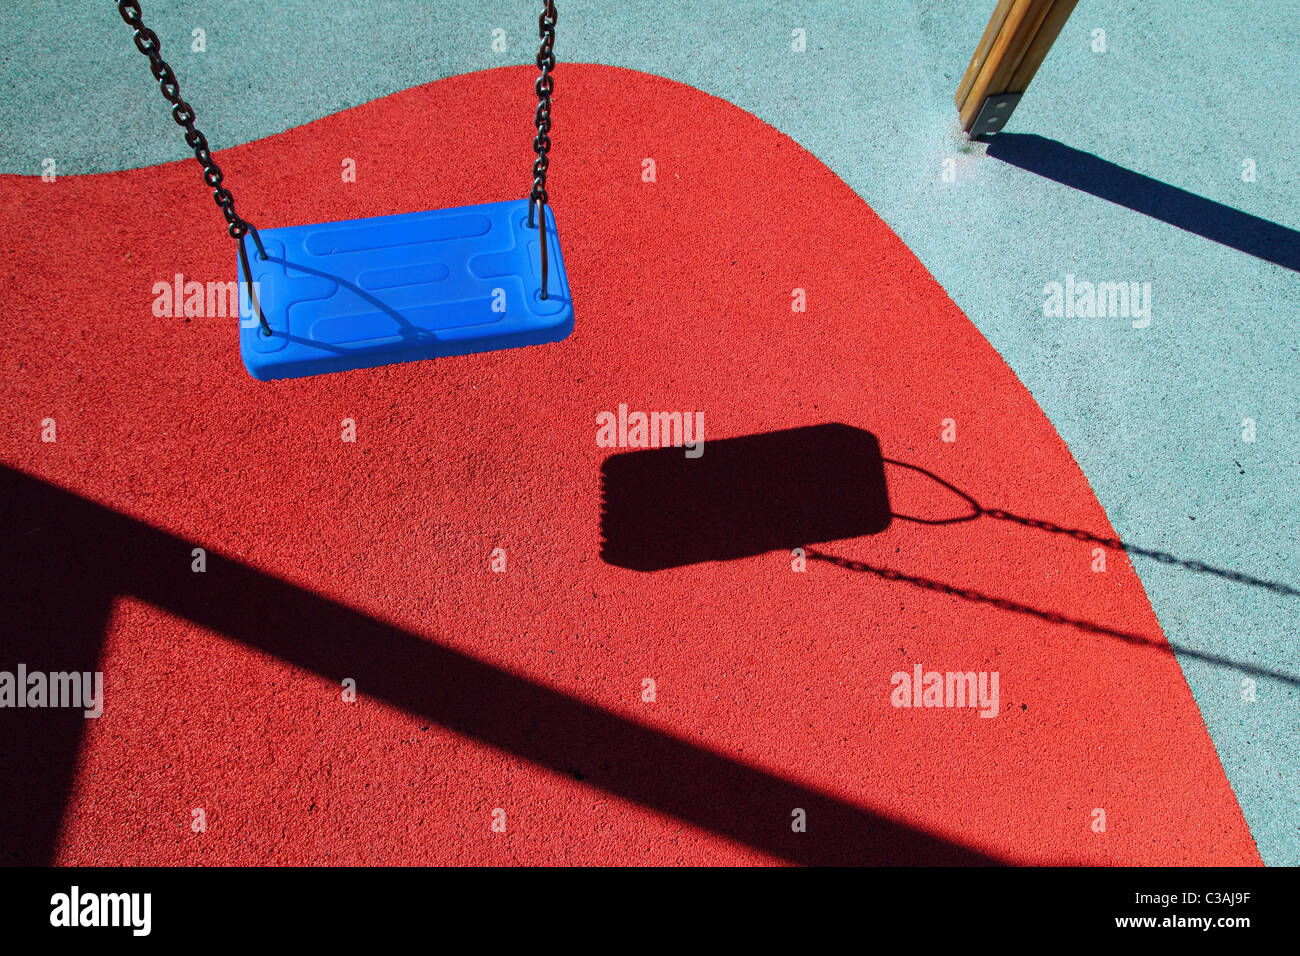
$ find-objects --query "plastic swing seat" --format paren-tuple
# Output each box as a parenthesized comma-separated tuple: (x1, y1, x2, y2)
(117, 0, 569, 382)
(236, 198, 574, 381)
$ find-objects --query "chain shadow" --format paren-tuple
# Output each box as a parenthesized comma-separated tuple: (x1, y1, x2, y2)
(805, 550, 1298, 688)
(599, 424, 1299, 688)
(883, 457, 1300, 600)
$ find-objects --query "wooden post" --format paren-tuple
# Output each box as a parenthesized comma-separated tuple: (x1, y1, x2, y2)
(955, 0, 1079, 137)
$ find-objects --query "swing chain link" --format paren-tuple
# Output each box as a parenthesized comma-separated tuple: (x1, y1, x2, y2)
(118, 0, 553, 329)
(116, 0, 270, 335)
(530, 1, 557, 208)
(116, 0, 253, 243)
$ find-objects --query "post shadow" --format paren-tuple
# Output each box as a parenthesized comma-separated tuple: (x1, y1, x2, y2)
(0, 464, 996, 866)
(1, 510, 114, 868)
(984, 133, 1300, 273)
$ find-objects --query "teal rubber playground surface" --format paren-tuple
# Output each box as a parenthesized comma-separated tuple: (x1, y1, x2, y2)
(2, 1, 1297, 863)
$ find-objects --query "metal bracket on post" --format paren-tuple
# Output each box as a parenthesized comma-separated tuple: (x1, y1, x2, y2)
(969, 92, 1023, 139)
(954, 0, 1078, 138)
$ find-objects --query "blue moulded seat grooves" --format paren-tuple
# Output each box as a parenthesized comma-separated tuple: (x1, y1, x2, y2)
(235, 198, 574, 381)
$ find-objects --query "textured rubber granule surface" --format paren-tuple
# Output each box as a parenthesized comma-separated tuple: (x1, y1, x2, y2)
(0, 65, 1259, 865)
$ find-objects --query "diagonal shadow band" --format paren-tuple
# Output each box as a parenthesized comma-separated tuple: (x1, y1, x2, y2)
(0, 465, 1001, 867)
(984, 134, 1300, 273)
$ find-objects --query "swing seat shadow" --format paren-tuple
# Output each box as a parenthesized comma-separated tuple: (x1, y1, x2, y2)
(600, 423, 891, 571)
(599, 423, 1300, 688)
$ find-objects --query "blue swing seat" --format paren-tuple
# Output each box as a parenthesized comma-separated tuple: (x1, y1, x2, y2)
(236, 198, 574, 381)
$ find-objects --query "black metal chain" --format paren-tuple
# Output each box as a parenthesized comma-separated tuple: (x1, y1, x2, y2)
(116, 0, 270, 334)
(530, 1, 557, 208)
(529, 1, 557, 299)
(118, 0, 556, 321)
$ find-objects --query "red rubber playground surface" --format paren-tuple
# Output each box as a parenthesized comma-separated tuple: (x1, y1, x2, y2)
(0, 65, 1260, 865)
